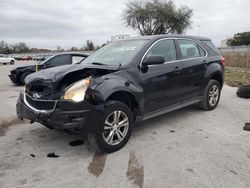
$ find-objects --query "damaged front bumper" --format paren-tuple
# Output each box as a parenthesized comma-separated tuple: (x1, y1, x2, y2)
(9, 73, 18, 84)
(16, 92, 105, 133)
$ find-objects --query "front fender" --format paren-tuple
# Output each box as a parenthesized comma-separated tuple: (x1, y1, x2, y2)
(91, 77, 143, 104)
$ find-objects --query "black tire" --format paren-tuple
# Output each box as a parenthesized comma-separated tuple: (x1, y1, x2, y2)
(199, 79, 221, 110)
(88, 101, 134, 153)
(20, 72, 31, 85)
(10, 60, 15, 65)
(237, 85, 250, 99)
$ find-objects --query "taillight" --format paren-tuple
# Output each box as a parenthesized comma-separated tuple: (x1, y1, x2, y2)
(220, 56, 225, 66)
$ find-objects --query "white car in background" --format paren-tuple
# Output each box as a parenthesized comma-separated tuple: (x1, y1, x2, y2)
(0, 54, 15, 65)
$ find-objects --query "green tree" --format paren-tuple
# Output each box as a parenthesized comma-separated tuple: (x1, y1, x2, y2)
(123, 0, 193, 35)
(227, 32, 250, 46)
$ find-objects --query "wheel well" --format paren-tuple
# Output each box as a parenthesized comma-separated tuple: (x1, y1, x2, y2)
(106, 91, 139, 116)
(211, 74, 223, 87)
(20, 71, 32, 82)
(21, 71, 32, 77)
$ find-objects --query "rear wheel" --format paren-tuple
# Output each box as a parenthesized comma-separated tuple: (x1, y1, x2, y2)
(10, 60, 15, 65)
(88, 101, 134, 153)
(199, 79, 221, 110)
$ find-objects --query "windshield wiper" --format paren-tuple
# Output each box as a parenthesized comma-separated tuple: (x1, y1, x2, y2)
(91, 62, 107, 66)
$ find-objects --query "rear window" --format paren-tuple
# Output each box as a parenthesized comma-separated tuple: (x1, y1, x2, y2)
(202, 40, 220, 53)
(72, 55, 86, 64)
(177, 39, 200, 59)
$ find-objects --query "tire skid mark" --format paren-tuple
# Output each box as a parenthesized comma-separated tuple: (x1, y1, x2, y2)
(126, 150, 144, 188)
(88, 152, 107, 177)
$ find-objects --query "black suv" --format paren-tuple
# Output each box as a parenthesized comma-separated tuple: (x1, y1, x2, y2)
(16, 35, 224, 152)
(9, 52, 88, 85)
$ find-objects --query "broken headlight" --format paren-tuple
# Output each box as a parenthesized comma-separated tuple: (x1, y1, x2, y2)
(63, 77, 91, 102)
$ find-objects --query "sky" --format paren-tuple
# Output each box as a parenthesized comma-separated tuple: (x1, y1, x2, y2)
(0, 0, 250, 49)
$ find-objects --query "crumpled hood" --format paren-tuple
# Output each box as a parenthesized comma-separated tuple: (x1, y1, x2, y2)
(16, 65, 36, 71)
(25, 63, 120, 85)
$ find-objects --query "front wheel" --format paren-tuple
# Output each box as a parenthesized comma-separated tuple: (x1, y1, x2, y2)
(20, 72, 31, 85)
(199, 79, 221, 110)
(88, 101, 134, 153)
(10, 60, 15, 65)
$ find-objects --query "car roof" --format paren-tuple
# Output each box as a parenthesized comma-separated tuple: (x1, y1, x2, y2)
(55, 52, 89, 56)
(123, 34, 211, 42)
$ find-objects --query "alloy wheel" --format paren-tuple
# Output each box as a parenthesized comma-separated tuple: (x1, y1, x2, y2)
(102, 110, 129, 145)
(208, 85, 219, 106)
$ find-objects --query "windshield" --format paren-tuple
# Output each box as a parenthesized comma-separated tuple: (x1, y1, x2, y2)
(83, 40, 147, 66)
(40, 55, 54, 65)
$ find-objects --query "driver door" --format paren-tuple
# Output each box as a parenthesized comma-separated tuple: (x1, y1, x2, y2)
(140, 39, 182, 114)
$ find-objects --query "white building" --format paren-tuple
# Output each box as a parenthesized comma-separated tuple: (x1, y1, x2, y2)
(111, 35, 130, 41)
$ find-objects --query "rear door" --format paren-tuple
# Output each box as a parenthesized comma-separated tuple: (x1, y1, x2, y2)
(176, 39, 207, 101)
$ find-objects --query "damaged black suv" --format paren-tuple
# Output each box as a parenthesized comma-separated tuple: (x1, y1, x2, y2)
(16, 35, 224, 152)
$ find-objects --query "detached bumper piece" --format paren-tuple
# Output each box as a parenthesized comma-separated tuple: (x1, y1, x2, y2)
(16, 92, 104, 134)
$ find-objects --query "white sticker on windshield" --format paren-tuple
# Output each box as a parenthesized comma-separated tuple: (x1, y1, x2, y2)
(117, 47, 137, 51)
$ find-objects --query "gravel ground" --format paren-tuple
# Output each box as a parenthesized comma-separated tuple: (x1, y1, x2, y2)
(0, 62, 250, 188)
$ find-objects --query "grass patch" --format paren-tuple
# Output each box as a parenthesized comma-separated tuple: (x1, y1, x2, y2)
(225, 66, 250, 87)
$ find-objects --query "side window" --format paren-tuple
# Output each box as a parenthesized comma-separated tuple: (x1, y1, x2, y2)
(145, 40, 177, 62)
(46, 54, 71, 67)
(72, 56, 86, 64)
(202, 40, 220, 53)
(177, 40, 200, 59)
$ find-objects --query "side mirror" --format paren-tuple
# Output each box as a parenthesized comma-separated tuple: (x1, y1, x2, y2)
(142, 55, 165, 67)
(42, 63, 47, 68)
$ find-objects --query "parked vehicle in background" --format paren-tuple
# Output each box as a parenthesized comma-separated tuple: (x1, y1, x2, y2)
(21, 56, 32, 61)
(9, 52, 88, 85)
(0, 54, 15, 65)
(13, 55, 22, 61)
(16, 35, 224, 152)
(33, 55, 51, 61)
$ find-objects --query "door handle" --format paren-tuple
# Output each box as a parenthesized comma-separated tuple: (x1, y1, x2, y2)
(174, 66, 181, 74)
(203, 60, 207, 68)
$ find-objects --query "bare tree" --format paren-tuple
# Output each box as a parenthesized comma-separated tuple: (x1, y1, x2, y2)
(84, 40, 95, 51)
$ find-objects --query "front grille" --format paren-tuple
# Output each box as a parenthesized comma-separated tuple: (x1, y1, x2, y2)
(25, 93, 56, 111)
(25, 85, 47, 96)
